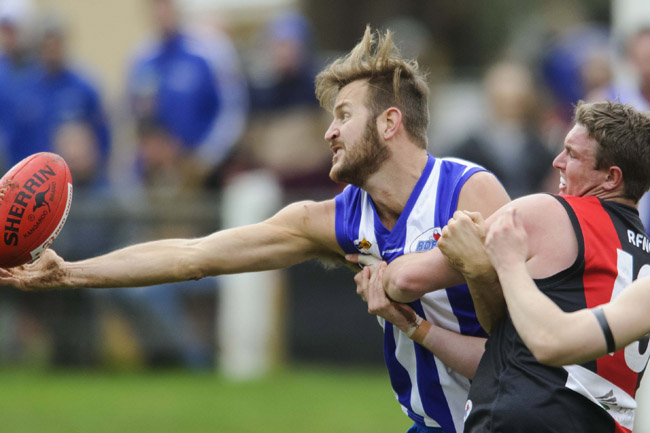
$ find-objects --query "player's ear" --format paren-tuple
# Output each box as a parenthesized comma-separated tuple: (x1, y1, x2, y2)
(603, 165, 623, 191)
(379, 107, 402, 140)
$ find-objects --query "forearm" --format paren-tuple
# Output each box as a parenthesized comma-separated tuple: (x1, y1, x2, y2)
(496, 262, 589, 365)
(63, 224, 322, 289)
(5, 199, 339, 292)
(408, 320, 485, 379)
(383, 251, 464, 302)
(64, 238, 208, 289)
(464, 271, 506, 334)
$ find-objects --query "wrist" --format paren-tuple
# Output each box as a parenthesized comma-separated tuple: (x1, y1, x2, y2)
(409, 316, 432, 345)
(405, 314, 423, 338)
(494, 260, 527, 279)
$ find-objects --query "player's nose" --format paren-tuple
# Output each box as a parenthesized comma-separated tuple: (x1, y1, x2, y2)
(324, 122, 339, 142)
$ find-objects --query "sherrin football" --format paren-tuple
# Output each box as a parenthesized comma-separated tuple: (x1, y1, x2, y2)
(0, 152, 72, 267)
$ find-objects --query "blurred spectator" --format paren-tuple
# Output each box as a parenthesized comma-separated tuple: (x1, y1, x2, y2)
(0, 0, 36, 171)
(118, 0, 248, 368)
(53, 121, 110, 192)
(605, 27, 650, 110)
(26, 105, 113, 368)
(248, 11, 319, 112)
(450, 61, 556, 198)
(603, 27, 650, 232)
(6, 12, 111, 173)
(127, 0, 247, 186)
(541, 22, 611, 125)
(236, 11, 332, 193)
(134, 118, 204, 198)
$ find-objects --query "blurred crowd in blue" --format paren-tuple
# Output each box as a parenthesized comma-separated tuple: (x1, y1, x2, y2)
(0, 0, 646, 371)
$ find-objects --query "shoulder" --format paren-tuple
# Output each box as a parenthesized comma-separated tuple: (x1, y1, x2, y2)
(440, 156, 486, 171)
(457, 170, 510, 218)
(500, 194, 578, 277)
(496, 194, 569, 228)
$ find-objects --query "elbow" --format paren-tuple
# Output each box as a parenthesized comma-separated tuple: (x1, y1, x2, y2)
(184, 261, 208, 281)
(388, 271, 427, 303)
(177, 244, 213, 281)
(527, 335, 572, 367)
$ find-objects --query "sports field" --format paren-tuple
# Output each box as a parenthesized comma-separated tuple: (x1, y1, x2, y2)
(0, 366, 409, 433)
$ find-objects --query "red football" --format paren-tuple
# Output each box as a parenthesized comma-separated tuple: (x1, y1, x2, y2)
(0, 152, 73, 267)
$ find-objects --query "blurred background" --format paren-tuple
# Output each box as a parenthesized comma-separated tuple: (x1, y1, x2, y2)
(1, 0, 650, 431)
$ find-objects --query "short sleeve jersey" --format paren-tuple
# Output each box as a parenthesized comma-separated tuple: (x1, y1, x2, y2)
(335, 154, 488, 433)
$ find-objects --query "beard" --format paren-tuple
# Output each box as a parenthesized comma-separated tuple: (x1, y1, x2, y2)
(330, 118, 391, 187)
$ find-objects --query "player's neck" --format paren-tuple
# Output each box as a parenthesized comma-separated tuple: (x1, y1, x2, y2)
(364, 149, 429, 230)
(587, 184, 637, 208)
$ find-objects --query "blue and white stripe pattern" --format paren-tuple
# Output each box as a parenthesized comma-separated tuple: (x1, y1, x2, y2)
(335, 155, 488, 433)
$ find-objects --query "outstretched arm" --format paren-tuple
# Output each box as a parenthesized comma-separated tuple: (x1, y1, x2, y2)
(485, 208, 650, 366)
(0, 200, 342, 290)
(356, 261, 485, 379)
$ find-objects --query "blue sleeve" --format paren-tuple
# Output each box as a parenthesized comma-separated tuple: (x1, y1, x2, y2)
(436, 160, 489, 224)
(334, 186, 362, 254)
(448, 165, 487, 219)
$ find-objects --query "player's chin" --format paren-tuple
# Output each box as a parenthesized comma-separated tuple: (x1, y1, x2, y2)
(329, 165, 342, 183)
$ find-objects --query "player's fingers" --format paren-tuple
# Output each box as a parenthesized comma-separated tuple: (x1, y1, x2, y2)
(355, 266, 371, 301)
(367, 263, 389, 313)
(463, 210, 485, 225)
(449, 212, 473, 229)
(368, 261, 385, 288)
(439, 225, 450, 247)
(354, 265, 368, 288)
(358, 254, 381, 267)
(345, 254, 360, 264)
(0, 272, 22, 289)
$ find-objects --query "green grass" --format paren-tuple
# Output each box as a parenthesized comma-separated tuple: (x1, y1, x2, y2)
(0, 366, 410, 433)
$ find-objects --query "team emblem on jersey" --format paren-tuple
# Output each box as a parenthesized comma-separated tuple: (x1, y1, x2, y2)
(410, 227, 443, 252)
(464, 399, 473, 422)
(355, 238, 372, 251)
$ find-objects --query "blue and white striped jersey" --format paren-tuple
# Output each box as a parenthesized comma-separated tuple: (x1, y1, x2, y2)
(335, 154, 488, 433)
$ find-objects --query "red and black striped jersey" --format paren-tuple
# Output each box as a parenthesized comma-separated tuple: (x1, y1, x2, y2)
(464, 195, 650, 433)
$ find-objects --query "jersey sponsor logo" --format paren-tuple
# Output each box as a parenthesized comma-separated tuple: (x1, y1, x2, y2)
(410, 227, 443, 252)
(354, 238, 372, 251)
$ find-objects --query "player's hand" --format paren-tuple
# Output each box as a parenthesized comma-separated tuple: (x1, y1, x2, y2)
(485, 208, 529, 272)
(0, 249, 67, 291)
(346, 253, 381, 267)
(438, 210, 491, 279)
(355, 261, 418, 333)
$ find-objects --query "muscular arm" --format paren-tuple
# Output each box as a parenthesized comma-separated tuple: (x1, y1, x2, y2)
(357, 261, 485, 379)
(2, 200, 343, 290)
(382, 171, 510, 305)
(487, 207, 650, 366)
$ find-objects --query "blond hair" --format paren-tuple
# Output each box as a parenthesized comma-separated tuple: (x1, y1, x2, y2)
(315, 26, 430, 148)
